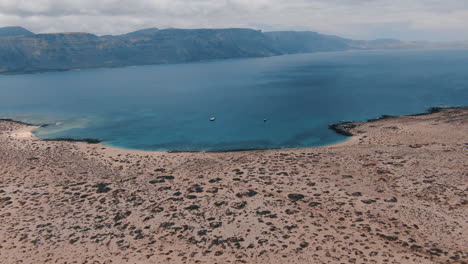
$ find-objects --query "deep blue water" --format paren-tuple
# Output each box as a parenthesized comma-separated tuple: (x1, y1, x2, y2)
(0, 49, 467, 151)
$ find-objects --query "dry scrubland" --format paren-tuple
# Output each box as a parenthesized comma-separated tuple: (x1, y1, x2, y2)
(0, 108, 467, 264)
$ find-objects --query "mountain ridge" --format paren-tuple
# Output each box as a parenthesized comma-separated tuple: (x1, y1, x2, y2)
(0, 26, 466, 75)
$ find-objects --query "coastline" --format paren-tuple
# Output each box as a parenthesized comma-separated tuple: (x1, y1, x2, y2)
(1, 107, 467, 263)
(0, 50, 381, 76)
(1, 106, 463, 153)
(327, 106, 452, 137)
(2, 48, 467, 77)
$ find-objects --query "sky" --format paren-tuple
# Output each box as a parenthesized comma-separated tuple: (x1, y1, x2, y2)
(0, 0, 467, 41)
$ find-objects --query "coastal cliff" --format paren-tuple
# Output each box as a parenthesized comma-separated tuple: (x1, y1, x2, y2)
(0, 26, 450, 75)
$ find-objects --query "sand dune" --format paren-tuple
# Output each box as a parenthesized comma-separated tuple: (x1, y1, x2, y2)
(0, 107, 467, 264)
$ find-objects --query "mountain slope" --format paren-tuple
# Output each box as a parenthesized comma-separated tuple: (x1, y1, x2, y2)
(0, 26, 34, 37)
(116, 27, 160, 39)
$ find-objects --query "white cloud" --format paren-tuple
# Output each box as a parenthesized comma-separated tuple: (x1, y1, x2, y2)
(0, 0, 467, 40)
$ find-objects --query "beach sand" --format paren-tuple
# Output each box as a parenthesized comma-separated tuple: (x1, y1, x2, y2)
(0, 107, 467, 264)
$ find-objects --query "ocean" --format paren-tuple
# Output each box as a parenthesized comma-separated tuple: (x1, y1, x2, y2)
(1, 49, 467, 151)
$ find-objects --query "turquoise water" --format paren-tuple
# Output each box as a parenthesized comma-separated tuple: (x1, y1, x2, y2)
(0, 49, 467, 151)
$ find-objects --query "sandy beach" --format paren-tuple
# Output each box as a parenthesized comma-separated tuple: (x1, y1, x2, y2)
(0, 107, 467, 264)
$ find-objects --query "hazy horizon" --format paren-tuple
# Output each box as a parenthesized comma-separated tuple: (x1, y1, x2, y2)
(0, 0, 467, 42)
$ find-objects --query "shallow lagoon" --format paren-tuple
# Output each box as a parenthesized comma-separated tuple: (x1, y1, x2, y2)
(1, 49, 467, 151)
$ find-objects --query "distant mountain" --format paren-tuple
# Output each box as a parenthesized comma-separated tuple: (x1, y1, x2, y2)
(0, 26, 465, 74)
(0, 28, 280, 74)
(349, 39, 422, 49)
(264, 31, 352, 53)
(116, 27, 160, 39)
(0, 26, 34, 37)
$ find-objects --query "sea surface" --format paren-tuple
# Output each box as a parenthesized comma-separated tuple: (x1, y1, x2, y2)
(1, 49, 467, 151)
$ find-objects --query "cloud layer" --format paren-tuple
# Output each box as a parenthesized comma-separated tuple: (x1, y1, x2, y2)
(1, 0, 467, 40)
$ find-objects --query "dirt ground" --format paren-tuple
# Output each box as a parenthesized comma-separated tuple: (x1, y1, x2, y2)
(0, 107, 467, 264)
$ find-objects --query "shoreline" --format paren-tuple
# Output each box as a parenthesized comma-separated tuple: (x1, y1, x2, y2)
(328, 106, 451, 137)
(1, 48, 467, 77)
(1, 106, 467, 263)
(0, 49, 399, 76)
(1, 106, 464, 154)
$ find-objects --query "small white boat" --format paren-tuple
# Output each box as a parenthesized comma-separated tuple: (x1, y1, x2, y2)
(210, 117, 216, 121)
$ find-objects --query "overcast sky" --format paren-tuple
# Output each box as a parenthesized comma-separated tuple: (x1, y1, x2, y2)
(0, 0, 467, 41)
